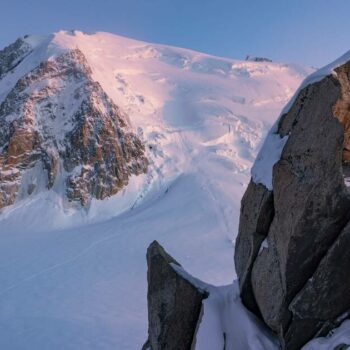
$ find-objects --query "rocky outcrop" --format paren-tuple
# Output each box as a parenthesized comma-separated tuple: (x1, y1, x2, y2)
(235, 60, 350, 349)
(234, 180, 274, 315)
(144, 241, 208, 350)
(0, 47, 148, 208)
(0, 37, 32, 79)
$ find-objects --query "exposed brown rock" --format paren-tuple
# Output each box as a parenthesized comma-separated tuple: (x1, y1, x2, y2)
(333, 62, 350, 163)
(0, 48, 148, 208)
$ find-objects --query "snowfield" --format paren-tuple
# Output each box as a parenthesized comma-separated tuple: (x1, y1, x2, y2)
(1, 30, 343, 349)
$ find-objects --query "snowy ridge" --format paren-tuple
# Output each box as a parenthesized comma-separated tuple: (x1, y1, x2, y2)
(0, 31, 317, 349)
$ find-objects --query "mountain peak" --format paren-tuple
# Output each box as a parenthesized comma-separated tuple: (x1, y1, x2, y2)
(0, 43, 148, 209)
(0, 31, 313, 226)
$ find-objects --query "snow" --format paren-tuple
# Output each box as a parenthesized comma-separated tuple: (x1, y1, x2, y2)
(195, 282, 279, 350)
(0, 31, 316, 349)
(251, 121, 289, 190)
(258, 238, 269, 254)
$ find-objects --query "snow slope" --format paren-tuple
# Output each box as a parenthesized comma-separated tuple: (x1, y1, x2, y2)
(0, 31, 315, 349)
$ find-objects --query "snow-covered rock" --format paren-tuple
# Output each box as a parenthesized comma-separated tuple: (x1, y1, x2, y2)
(0, 37, 33, 79)
(0, 41, 148, 209)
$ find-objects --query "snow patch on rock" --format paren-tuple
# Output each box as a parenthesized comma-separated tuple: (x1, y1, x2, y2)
(251, 120, 289, 190)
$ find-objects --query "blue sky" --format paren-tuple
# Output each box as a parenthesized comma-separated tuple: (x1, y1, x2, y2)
(1, 0, 350, 67)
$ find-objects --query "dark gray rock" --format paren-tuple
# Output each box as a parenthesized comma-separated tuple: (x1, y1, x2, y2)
(286, 220, 350, 349)
(235, 60, 350, 350)
(234, 180, 274, 315)
(145, 241, 208, 350)
(252, 72, 350, 338)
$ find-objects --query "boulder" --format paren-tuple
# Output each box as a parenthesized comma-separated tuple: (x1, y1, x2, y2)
(144, 241, 208, 350)
(235, 60, 350, 349)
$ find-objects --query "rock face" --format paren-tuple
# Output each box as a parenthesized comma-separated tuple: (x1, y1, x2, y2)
(235, 60, 350, 349)
(0, 37, 32, 79)
(0, 43, 148, 208)
(234, 180, 274, 315)
(144, 241, 208, 350)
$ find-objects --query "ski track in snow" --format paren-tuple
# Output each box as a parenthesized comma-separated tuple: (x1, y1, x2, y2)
(0, 226, 127, 297)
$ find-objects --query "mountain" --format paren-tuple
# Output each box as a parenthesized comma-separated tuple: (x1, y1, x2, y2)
(0, 31, 313, 349)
